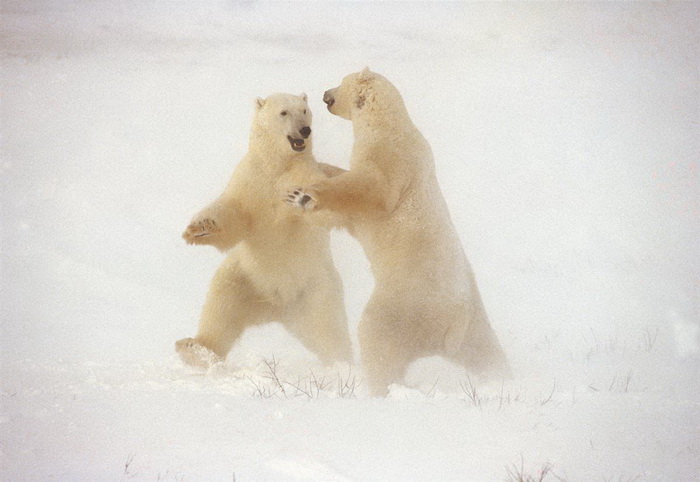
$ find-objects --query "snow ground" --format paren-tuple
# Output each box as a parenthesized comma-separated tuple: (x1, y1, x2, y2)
(1, 1, 699, 480)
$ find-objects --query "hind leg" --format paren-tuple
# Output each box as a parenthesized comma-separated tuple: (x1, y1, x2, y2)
(446, 301, 511, 381)
(176, 255, 272, 368)
(358, 295, 422, 397)
(284, 273, 353, 365)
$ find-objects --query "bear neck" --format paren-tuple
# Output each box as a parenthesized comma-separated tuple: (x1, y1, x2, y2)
(352, 103, 415, 138)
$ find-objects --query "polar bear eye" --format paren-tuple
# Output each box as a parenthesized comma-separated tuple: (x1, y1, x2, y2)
(280, 111, 288, 116)
(303, 109, 307, 114)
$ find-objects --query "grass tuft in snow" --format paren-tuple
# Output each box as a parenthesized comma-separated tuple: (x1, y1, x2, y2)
(246, 356, 360, 400)
(460, 375, 482, 408)
(122, 452, 137, 480)
(608, 370, 634, 393)
(506, 456, 565, 482)
(336, 365, 359, 399)
(540, 380, 557, 406)
(262, 356, 288, 398)
(641, 327, 659, 353)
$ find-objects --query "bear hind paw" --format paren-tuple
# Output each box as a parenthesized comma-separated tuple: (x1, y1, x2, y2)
(175, 337, 222, 368)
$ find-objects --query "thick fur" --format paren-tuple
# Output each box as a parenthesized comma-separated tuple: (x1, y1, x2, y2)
(177, 93, 352, 368)
(291, 70, 509, 395)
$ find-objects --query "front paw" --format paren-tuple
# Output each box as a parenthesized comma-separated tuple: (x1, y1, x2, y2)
(285, 188, 317, 211)
(182, 218, 221, 244)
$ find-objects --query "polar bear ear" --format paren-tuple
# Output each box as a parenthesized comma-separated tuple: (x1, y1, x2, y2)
(255, 97, 266, 111)
(300, 93, 308, 103)
(354, 67, 373, 109)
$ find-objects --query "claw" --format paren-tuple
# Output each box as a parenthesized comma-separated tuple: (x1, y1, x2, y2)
(285, 188, 316, 210)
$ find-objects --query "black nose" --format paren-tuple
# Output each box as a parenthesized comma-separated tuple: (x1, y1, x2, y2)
(323, 91, 334, 105)
(300, 126, 311, 139)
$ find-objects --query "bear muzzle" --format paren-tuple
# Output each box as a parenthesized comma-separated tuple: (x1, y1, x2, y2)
(287, 135, 306, 152)
(287, 126, 311, 152)
(323, 90, 335, 111)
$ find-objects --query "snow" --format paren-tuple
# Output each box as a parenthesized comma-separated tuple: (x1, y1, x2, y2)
(1, 1, 698, 480)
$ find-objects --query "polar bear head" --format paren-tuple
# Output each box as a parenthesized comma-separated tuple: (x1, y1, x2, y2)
(252, 93, 313, 155)
(322, 67, 407, 121)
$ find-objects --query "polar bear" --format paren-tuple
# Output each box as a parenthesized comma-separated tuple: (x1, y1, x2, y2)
(288, 69, 509, 395)
(176, 93, 352, 368)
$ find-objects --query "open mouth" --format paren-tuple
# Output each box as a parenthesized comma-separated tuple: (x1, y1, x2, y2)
(287, 136, 306, 152)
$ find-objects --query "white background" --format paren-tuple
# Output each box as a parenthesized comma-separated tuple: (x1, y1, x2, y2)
(2, 1, 698, 480)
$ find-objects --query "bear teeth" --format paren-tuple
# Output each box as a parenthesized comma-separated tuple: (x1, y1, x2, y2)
(288, 136, 305, 151)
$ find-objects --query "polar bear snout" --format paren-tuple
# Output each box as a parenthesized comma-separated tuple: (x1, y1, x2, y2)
(287, 136, 306, 152)
(323, 89, 336, 110)
(287, 126, 311, 152)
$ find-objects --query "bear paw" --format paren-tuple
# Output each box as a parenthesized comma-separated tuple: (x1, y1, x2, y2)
(175, 337, 222, 368)
(182, 218, 221, 244)
(286, 188, 317, 211)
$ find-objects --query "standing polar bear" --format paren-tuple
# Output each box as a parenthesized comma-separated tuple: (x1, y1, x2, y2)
(177, 93, 352, 368)
(289, 69, 509, 395)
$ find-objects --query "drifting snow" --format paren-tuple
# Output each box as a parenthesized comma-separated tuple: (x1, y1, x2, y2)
(2, 1, 698, 480)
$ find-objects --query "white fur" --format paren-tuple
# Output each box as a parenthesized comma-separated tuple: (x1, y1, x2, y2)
(295, 70, 509, 395)
(177, 93, 352, 368)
